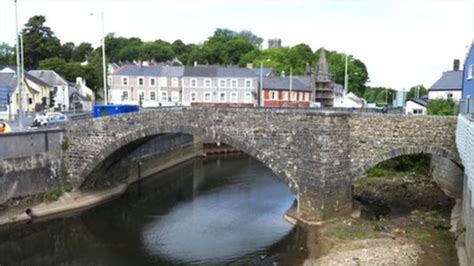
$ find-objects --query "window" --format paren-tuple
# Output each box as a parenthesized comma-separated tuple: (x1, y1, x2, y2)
(190, 91, 197, 102)
(447, 92, 453, 99)
(160, 77, 167, 87)
(172, 78, 179, 87)
(161, 91, 168, 102)
(219, 79, 227, 88)
(299, 92, 303, 101)
(107, 76, 112, 85)
(245, 79, 252, 88)
(230, 92, 238, 102)
(469, 64, 474, 80)
(122, 90, 129, 100)
(138, 77, 144, 86)
(204, 79, 212, 88)
(271, 90, 278, 100)
(282, 91, 288, 101)
(219, 92, 226, 102)
(171, 91, 180, 102)
(413, 109, 424, 115)
(122, 77, 128, 86)
(231, 79, 238, 88)
(245, 92, 252, 103)
(204, 92, 212, 102)
(138, 90, 145, 101)
(150, 78, 156, 86)
(150, 91, 157, 101)
(191, 79, 197, 87)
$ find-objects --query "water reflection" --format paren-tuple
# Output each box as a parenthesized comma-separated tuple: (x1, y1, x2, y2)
(0, 155, 303, 265)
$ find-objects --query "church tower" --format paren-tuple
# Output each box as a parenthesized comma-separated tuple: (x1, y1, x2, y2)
(314, 48, 335, 107)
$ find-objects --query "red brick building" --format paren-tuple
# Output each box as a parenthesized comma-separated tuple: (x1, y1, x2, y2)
(262, 77, 312, 107)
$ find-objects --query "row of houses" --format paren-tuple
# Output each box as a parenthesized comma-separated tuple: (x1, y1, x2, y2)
(0, 66, 94, 120)
(109, 48, 363, 108)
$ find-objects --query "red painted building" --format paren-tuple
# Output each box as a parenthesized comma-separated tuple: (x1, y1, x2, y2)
(262, 77, 312, 107)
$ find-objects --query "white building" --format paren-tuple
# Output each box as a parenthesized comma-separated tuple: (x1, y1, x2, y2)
(333, 92, 367, 108)
(428, 61, 463, 102)
(405, 98, 428, 115)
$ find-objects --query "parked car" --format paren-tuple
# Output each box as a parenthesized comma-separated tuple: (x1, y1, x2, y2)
(48, 114, 69, 126)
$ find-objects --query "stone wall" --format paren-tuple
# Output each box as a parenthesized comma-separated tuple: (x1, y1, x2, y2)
(431, 155, 464, 199)
(0, 129, 64, 206)
(64, 108, 459, 222)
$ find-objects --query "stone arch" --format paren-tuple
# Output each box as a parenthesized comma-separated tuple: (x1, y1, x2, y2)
(76, 123, 299, 194)
(350, 146, 461, 182)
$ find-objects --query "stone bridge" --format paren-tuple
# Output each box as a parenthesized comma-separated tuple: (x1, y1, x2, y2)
(64, 108, 459, 222)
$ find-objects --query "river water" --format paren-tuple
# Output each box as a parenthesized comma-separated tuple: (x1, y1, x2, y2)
(0, 155, 309, 265)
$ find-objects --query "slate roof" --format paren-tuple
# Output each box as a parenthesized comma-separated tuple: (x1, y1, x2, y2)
(0, 73, 16, 110)
(429, 71, 463, 91)
(28, 70, 69, 86)
(251, 68, 273, 77)
(407, 98, 428, 107)
(262, 77, 312, 92)
(160, 66, 185, 77)
(112, 65, 163, 76)
(183, 66, 217, 77)
(216, 67, 257, 78)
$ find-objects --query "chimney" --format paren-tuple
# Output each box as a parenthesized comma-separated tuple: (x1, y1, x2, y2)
(281, 71, 285, 77)
(76, 77, 83, 85)
(453, 59, 460, 71)
(246, 63, 253, 69)
(194, 61, 198, 67)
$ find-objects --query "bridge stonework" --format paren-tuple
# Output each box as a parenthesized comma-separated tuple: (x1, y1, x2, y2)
(64, 108, 459, 222)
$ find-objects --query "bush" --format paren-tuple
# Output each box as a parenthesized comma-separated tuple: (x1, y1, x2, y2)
(427, 99, 459, 116)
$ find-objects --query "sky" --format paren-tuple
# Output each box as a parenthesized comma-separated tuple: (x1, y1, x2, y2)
(0, 0, 473, 90)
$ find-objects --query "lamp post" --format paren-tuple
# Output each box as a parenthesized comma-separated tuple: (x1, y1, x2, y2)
(90, 12, 108, 104)
(14, 0, 23, 130)
(344, 54, 349, 95)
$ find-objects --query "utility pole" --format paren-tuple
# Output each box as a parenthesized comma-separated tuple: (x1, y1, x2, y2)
(344, 54, 349, 95)
(14, 0, 23, 130)
(259, 61, 263, 107)
(101, 12, 108, 105)
(289, 67, 293, 103)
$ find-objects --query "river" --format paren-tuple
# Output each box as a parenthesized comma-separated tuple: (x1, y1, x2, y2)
(0, 155, 309, 265)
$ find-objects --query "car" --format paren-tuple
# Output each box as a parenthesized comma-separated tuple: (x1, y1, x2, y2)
(48, 114, 69, 126)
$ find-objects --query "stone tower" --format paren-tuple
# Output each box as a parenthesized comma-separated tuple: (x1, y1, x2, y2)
(314, 48, 335, 107)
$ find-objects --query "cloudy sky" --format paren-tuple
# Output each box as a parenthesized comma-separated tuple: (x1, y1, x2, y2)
(0, 0, 473, 90)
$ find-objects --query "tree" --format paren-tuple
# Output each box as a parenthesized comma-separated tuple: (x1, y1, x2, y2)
(0, 43, 14, 65)
(427, 99, 459, 116)
(72, 42, 93, 62)
(21, 15, 61, 69)
(407, 85, 428, 99)
(59, 42, 75, 62)
(139, 42, 175, 62)
(238, 30, 263, 48)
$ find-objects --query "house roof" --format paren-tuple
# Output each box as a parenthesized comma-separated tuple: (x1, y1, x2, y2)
(429, 71, 463, 91)
(113, 65, 185, 77)
(160, 66, 185, 77)
(183, 66, 217, 77)
(407, 98, 428, 107)
(262, 77, 312, 92)
(28, 70, 69, 86)
(251, 68, 273, 77)
(216, 67, 257, 78)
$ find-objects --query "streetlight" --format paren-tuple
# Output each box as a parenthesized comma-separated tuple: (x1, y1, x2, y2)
(14, 0, 23, 129)
(259, 59, 270, 107)
(90, 12, 108, 104)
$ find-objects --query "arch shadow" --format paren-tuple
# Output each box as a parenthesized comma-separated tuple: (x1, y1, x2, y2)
(76, 124, 299, 195)
(350, 146, 461, 182)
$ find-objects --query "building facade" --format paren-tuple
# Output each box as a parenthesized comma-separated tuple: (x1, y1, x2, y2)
(262, 77, 312, 107)
(182, 66, 258, 107)
(428, 60, 463, 102)
(464, 42, 474, 98)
